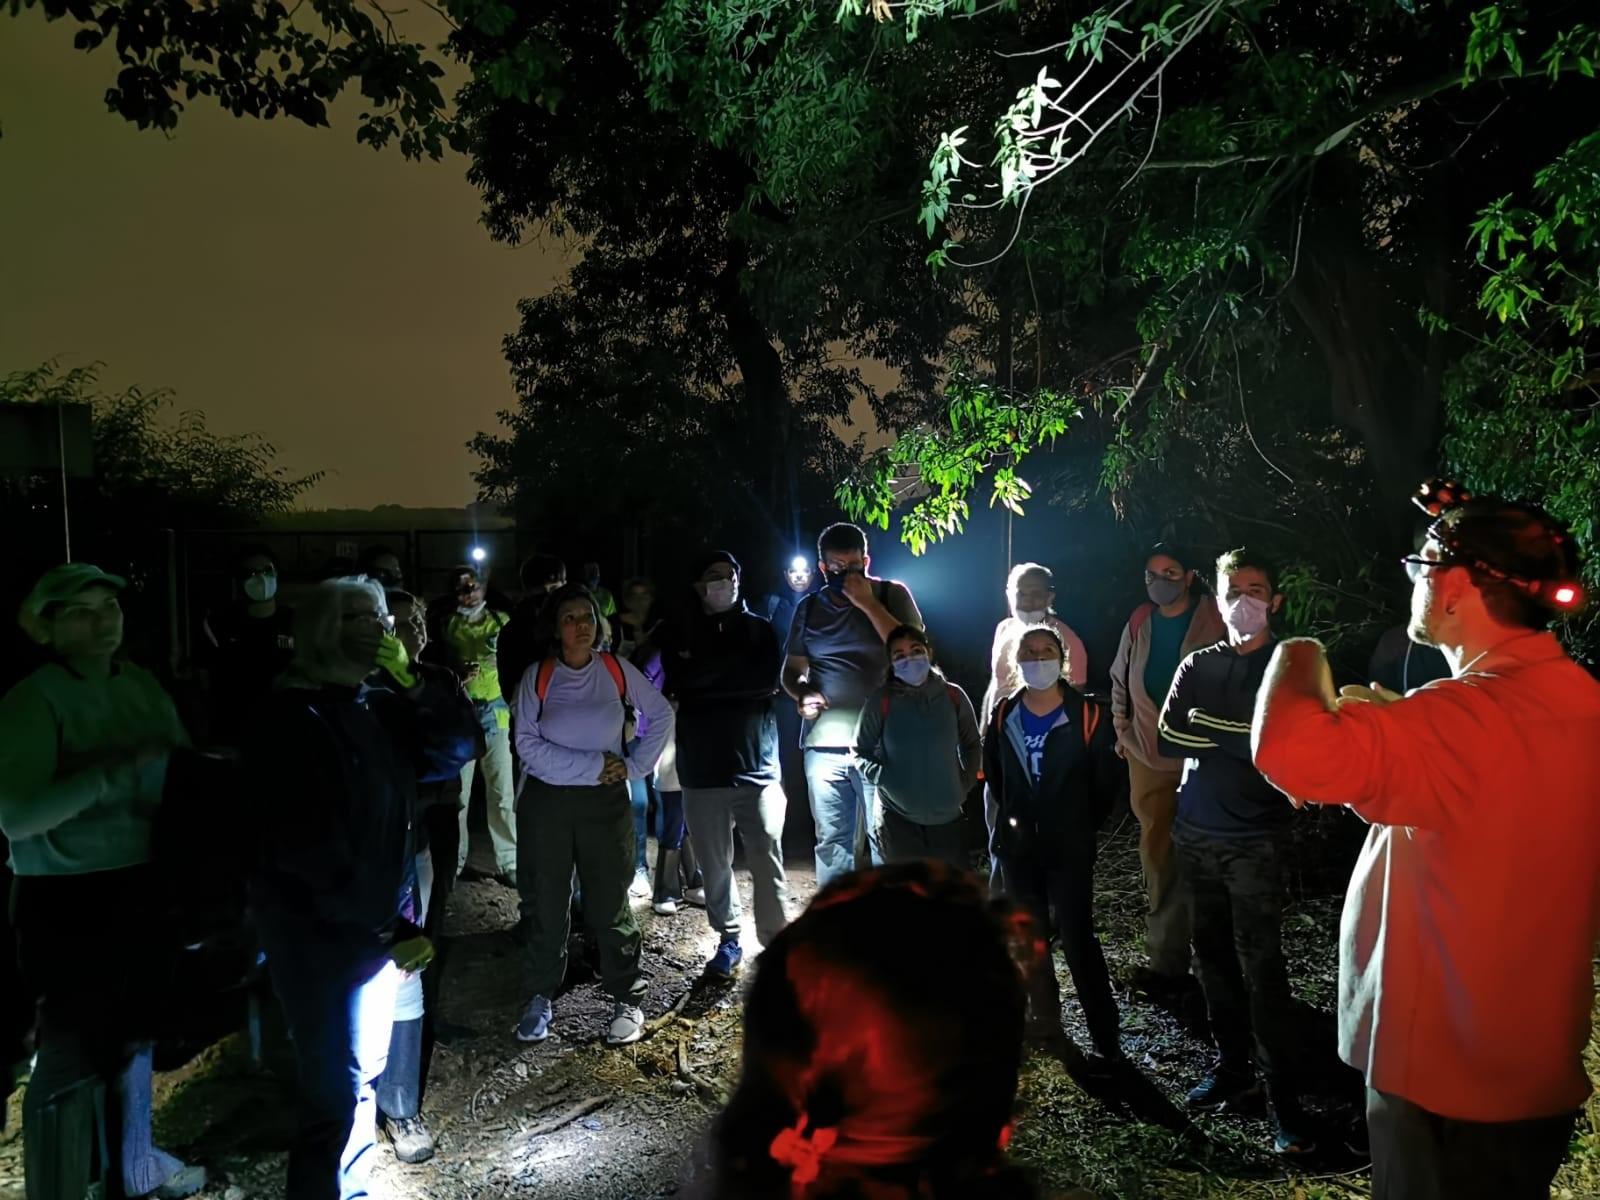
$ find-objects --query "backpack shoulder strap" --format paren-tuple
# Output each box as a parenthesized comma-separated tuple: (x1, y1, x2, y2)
(599, 651, 627, 699)
(533, 658, 556, 718)
(946, 683, 961, 714)
(1081, 699, 1102, 748)
(880, 691, 891, 718)
(1128, 600, 1156, 640)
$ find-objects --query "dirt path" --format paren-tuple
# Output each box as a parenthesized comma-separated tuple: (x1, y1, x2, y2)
(4, 813, 1595, 1200)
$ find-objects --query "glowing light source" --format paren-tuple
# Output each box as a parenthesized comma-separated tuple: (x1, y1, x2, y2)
(790, 555, 809, 573)
(1553, 584, 1578, 606)
(470, 546, 488, 564)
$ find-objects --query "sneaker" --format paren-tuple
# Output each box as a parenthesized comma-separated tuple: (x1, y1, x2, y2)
(1185, 1070, 1261, 1110)
(383, 1114, 436, 1164)
(684, 885, 707, 907)
(149, 1164, 207, 1200)
(1268, 1092, 1317, 1156)
(605, 1002, 645, 1046)
(652, 897, 679, 916)
(707, 939, 743, 979)
(515, 994, 553, 1042)
(629, 869, 652, 899)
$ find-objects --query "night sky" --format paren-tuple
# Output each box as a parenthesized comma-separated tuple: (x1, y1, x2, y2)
(0, 13, 554, 510)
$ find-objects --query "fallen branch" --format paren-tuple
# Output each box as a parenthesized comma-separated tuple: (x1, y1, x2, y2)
(508, 1095, 610, 1150)
(676, 1037, 725, 1105)
(643, 988, 693, 1035)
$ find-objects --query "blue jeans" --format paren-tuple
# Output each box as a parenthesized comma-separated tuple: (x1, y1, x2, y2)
(657, 789, 686, 851)
(259, 914, 401, 1200)
(804, 748, 882, 886)
(627, 776, 655, 872)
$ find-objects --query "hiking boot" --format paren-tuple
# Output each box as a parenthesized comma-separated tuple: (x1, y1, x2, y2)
(707, 939, 743, 978)
(514, 994, 553, 1043)
(628, 869, 652, 899)
(652, 897, 679, 916)
(148, 1164, 207, 1200)
(383, 1114, 436, 1164)
(1268, 1089, 1317, 1156)
(605, 1003, 645, 1046)
(1185, 1069, 1261, 1110)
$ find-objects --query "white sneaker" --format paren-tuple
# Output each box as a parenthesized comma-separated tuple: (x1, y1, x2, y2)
(652, 897, 679, 915)
(605, 1002, 645, 1046)
(684, 885, 707, 907)
(628, 870, 652, 899)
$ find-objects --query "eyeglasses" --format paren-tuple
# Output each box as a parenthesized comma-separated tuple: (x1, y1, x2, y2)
(1400, 554, 1453, 583)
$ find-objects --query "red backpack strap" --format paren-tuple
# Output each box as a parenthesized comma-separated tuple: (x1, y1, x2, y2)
(534, 658, 556, 702)
(598, 651, 627, 700)
(880, 691, 891, 718)
(946, 683, 961, 713)
(1127, 600, 1155, 641)
(1081, 699, 1102, 748)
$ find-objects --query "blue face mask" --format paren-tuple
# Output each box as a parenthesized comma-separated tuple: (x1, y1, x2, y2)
(892, 656, 932, 687)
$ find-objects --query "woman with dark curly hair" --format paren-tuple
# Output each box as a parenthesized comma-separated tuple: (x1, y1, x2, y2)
(688, 862, 1043, 1200)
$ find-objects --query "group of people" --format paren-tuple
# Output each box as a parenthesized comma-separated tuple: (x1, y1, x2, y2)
(1, 482, 1597, 1200)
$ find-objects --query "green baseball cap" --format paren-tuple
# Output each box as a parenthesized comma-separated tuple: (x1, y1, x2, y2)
(21, 563, 128, 621)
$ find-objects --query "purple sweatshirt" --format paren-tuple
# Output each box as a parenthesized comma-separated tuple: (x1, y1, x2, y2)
(512, 652, 674, 787)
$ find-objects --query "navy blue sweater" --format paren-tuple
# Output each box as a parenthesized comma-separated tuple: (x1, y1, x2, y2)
(1157, 640, 1290, 837)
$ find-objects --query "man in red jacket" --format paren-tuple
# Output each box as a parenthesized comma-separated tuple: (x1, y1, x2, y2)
(1253, 489, 1600, 1200)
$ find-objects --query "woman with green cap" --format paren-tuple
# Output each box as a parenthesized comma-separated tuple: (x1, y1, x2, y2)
(0, 562, 206, 1200)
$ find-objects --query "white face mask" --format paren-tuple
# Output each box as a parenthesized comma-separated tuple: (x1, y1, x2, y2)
(1015, 608, 1047, 624)
(243, 574, 277, 603)
(702, 580, 738, 612)
(1019, 659, 1061, 690)
(892, 656, 932, 687)
(457, 601, 487, 621)
(1220, 593, 1272, 639)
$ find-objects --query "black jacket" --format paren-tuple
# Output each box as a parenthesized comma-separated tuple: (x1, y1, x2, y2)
(244, 677, 474, 954)
(982, 682, 1117, 865)
(1156, 639, 1289, 837)
(659, 603, 782, 789)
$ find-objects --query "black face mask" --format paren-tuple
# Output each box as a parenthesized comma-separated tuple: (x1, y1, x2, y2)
(824, 568, 858, 593)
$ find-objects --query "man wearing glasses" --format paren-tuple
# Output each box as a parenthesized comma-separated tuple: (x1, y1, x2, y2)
(1108, 542, 1225, 999)
(444, 565, 518, 885)
(1254, 485, 1600, 1199)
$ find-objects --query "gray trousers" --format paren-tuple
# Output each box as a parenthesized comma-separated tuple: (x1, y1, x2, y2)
(1366, 1088, 1577, 1200)
(878, 805, 967, 869)
(682, 783, 790, 947)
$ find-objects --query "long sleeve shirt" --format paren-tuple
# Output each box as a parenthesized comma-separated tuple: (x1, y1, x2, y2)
(1253, 631, 1600, 1122)
(852, 670, 981, 826)
(512, 652, 674, 787)
(0, 661, 188, 876)
(1158, 639, 1289, 837)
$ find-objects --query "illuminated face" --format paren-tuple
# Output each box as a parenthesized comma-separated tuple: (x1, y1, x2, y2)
(455, 572, 484, 610)
(820, 549, 867, 578)
(1220, 565, 1275, 605)
(1009, 572, 1053, 617)
(786, 562, 814, 592)
(1016, 630, 1063, 668)
(391, 599, 427, 661)
(1407, 537, 1455, 646)
(558, 598, 597, 657)
(43, 585, 123, 659)
(337, 588, 390, 680)
(1144, 555, 1188, 587)
(888, 635, 929, 664)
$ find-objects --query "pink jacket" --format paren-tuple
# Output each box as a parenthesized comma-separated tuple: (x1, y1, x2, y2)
(1255, 632, 1600, 1121)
